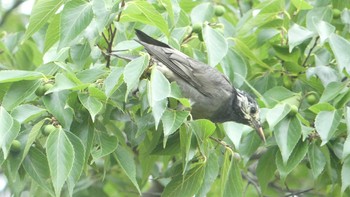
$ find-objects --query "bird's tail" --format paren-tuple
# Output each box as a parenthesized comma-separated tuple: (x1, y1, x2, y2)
(134, 29, 171, 48)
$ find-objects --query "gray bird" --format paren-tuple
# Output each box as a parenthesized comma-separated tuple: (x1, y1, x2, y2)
(135, 29, 265, 142)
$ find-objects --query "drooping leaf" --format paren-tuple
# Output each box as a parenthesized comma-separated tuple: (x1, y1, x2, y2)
(0, 70, 42, 83)
(276, 140, 309, 181)
(46, 128, 75, 197)
(189, 119, 216, 142)
(0, 106, 20, 159)
(59, 0, 93, 48)
(308, 142, 326, 179)
(223, 121, 251, 148)
(23, 147, 54, 196)
(257, 147, 278, 194)
(105, 67, 124, 98)
(78, 93, 103, 122)
(288, 23, 315, 52)
(329, 33, 350, 73)
(315, 110, 342, 145)
(91, 132, 118, 160)
(66, 131, 85, 196)
(221, 151, 243, 197)
(275, 117, 301, 164)
(114, 145, 141, 194)
(2, 80, 41, 111)
(162, 163, 205, 197)
(161, 110, 189, 146)
(342, 157, 350, 192)
(11, 104, 46, 124)
(203, 25, 228, 67)
(23, 0, 64, 41)
(43, 91, 74, 129)
(124, 55, 149, 100)
(120, 1, 169, 35)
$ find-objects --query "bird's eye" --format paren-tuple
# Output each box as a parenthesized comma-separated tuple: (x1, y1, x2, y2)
(250, 107, 256, 114)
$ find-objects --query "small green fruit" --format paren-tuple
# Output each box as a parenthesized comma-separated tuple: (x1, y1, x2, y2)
(44, 83, 54, 92)
(283, 76, 292, 89)
(289, 105, 298, 116)
(10, 140, 21, 153)
(42, 124, 56, 136)
(192, 23, 202, 33)
(306, 93, 318, 105)
(35, 85, 46, 97)
(198, 31, 204, 41)
(333, 9, 341, 19)
(214, 5, 225, 17)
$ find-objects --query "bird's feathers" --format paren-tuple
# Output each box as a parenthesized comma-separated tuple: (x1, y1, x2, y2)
(135, 29, 233, 98)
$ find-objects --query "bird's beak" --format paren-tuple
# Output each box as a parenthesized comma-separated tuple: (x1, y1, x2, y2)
(252, 120, 265, 142)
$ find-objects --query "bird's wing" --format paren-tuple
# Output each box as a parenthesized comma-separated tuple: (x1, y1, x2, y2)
(135, 29, 234, 97)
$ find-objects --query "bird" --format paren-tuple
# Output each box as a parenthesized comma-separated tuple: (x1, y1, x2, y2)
(134, 29, 265, 142)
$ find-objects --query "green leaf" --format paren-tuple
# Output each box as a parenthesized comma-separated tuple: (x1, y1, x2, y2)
(0, 106, 20, 159)
(203, 25, 228, 67)
(70, 42, 91, 68)
(329, 33, 350, 73)
(150, 67, 171, 101)
(149, 68, 170, 127)
(91, 132, 118, 160)
(263, 86, 301, 106)
(314, 20, 335, 44)
(221, 151, 243, 197)
(65, 131, 85, 196)
(11, 104, 46, 124)
(342, 157, 350, 192)
(189, 119, 216, 142)
(308, 143, 326, 179)
(233, 38, 271, 70)
(223, 121, 251, 148)
(221, 49, 247, 87)
(179, 125, 192, 173)
(288, 23, 315, 52)
(291, 0, 312, 10)
(276, 140, 309, 181)
(0, 70, 42, 83)
(343, 135, 350, 160)
(162, 163, 205, 197)
(46, 128, 74, 197)
(308, 102, 335, 114)
(23, 0, 64, 41)
(315, 110, 342, 145)
(59, 0, 93, 48)
(105, 67, 124, 98)
(161, 110, 189, 146)
(23, 147, 54, 196)
(320, 81, 346, 102)
(266, 104, 291, 129)
(43, 91, 74, 129)
(2, 80, 40, 111)
(124, 55, 149, 100)
(257, 147, 278, 194)
(190, 2, 214, 24)
(197, 153, 219, 197)
(120, 1, 169, 35)
(114, 145, 141, 194)
(78, 93, 103, 122)
(46, 73, 84, 94)
(21, 120, 45, 165)
(275, 117, 301, 164)
(44, 13, 61, 52)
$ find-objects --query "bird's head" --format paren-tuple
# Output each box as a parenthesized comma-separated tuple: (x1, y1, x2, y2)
(235, 90, 265, 142)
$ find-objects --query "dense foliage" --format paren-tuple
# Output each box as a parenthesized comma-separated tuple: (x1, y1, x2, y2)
(1, 0, 350, 196)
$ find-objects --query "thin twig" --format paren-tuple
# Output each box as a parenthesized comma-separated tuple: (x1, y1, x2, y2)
(237, 0, 244, 17)
(182, 32, 193, 44)
(301, 36, 320, 67)
(116, 0, 125, 22)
